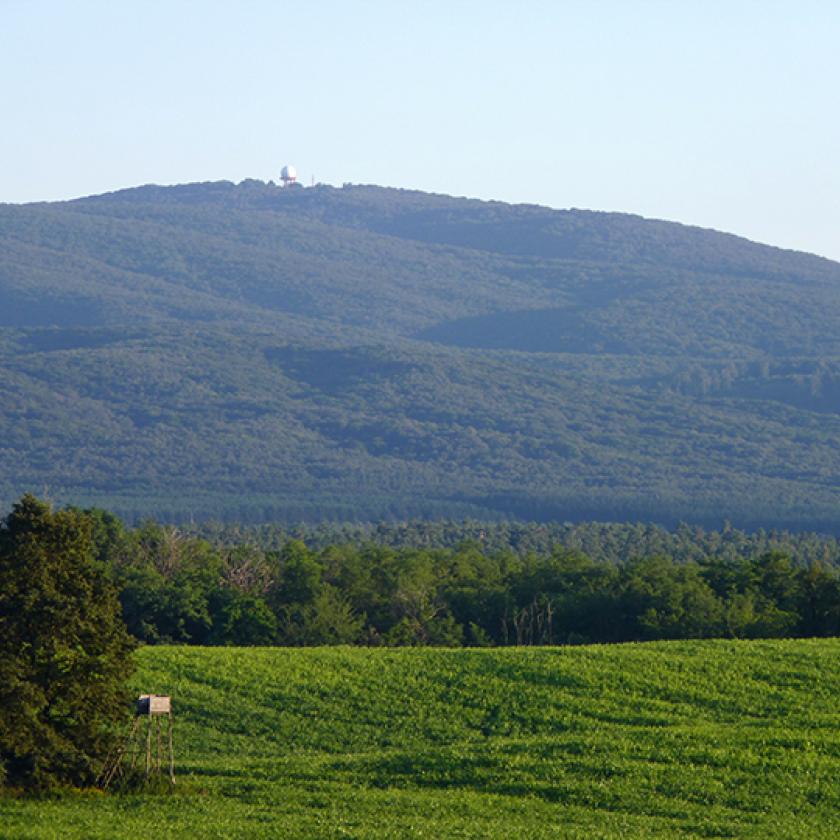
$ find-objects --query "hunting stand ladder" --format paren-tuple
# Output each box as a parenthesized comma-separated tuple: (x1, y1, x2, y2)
(98, 694, 175, 789)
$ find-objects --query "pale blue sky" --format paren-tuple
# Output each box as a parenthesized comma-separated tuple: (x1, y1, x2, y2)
(2, 1, 839, 259)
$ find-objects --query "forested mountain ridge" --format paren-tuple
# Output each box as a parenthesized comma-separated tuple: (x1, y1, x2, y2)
(2, 180, 840, 526)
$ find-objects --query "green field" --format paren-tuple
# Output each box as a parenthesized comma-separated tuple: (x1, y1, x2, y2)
(3, 640, 840, 838)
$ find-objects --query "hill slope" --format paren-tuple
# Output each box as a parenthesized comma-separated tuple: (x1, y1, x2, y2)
(2, 641, 840, 838)
(2, 181, 840, 525)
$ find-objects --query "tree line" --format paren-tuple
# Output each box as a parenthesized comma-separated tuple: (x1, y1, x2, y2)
(197, 517, 840, 570)
(83, 508, 840, 647)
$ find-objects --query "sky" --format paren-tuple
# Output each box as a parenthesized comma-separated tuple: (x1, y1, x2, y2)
(2, 1, 839, 260)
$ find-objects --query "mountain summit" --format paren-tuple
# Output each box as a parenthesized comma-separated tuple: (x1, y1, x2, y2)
(2, 181, 840, 526)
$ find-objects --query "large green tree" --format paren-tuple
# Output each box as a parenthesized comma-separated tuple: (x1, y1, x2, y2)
(0, 495, 135, 789)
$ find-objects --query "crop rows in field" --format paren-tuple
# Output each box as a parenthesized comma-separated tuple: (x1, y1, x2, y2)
(3, 640, 840, 838)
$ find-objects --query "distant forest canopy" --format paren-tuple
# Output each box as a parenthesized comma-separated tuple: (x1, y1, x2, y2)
(18, 499, 840, 648)
(3, 180, 840, 527)
(197, 518, 840, 568)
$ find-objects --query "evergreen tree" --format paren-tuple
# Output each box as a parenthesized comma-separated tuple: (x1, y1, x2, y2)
(0, 495, 135, 789)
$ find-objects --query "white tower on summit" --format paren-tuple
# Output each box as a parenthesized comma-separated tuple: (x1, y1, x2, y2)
(280, 165, 298, 186)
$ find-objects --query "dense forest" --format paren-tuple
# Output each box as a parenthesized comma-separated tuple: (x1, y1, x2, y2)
(3, 181, 840, 527)
(197, 518, 840, 567)
(25, 502, 832, 647)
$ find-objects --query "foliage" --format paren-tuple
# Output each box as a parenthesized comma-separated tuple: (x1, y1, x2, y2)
(3, 641, 840, 837)
(0, 495, 135, 790)
(206, 517, 840, 567)
(3, 182, 840, 526)
(67, 506, 840, 648)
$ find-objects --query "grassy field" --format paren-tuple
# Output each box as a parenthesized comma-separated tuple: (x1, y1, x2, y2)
(3, 640, 840, 838)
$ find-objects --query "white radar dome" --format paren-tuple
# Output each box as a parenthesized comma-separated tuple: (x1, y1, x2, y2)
(280, 165, 297, 181)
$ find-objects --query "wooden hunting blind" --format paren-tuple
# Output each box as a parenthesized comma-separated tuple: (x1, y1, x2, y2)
(137, 694, 171, 715)
(98, 693, 176, 789)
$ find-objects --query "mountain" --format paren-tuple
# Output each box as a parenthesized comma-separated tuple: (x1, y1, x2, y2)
(2, 179, 840, 527)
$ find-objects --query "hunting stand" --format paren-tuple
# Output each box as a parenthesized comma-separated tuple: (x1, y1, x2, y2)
(98, 694, 175, 789)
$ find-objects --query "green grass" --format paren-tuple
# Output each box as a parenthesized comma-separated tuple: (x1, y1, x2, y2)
(4, 640, 840, 838)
